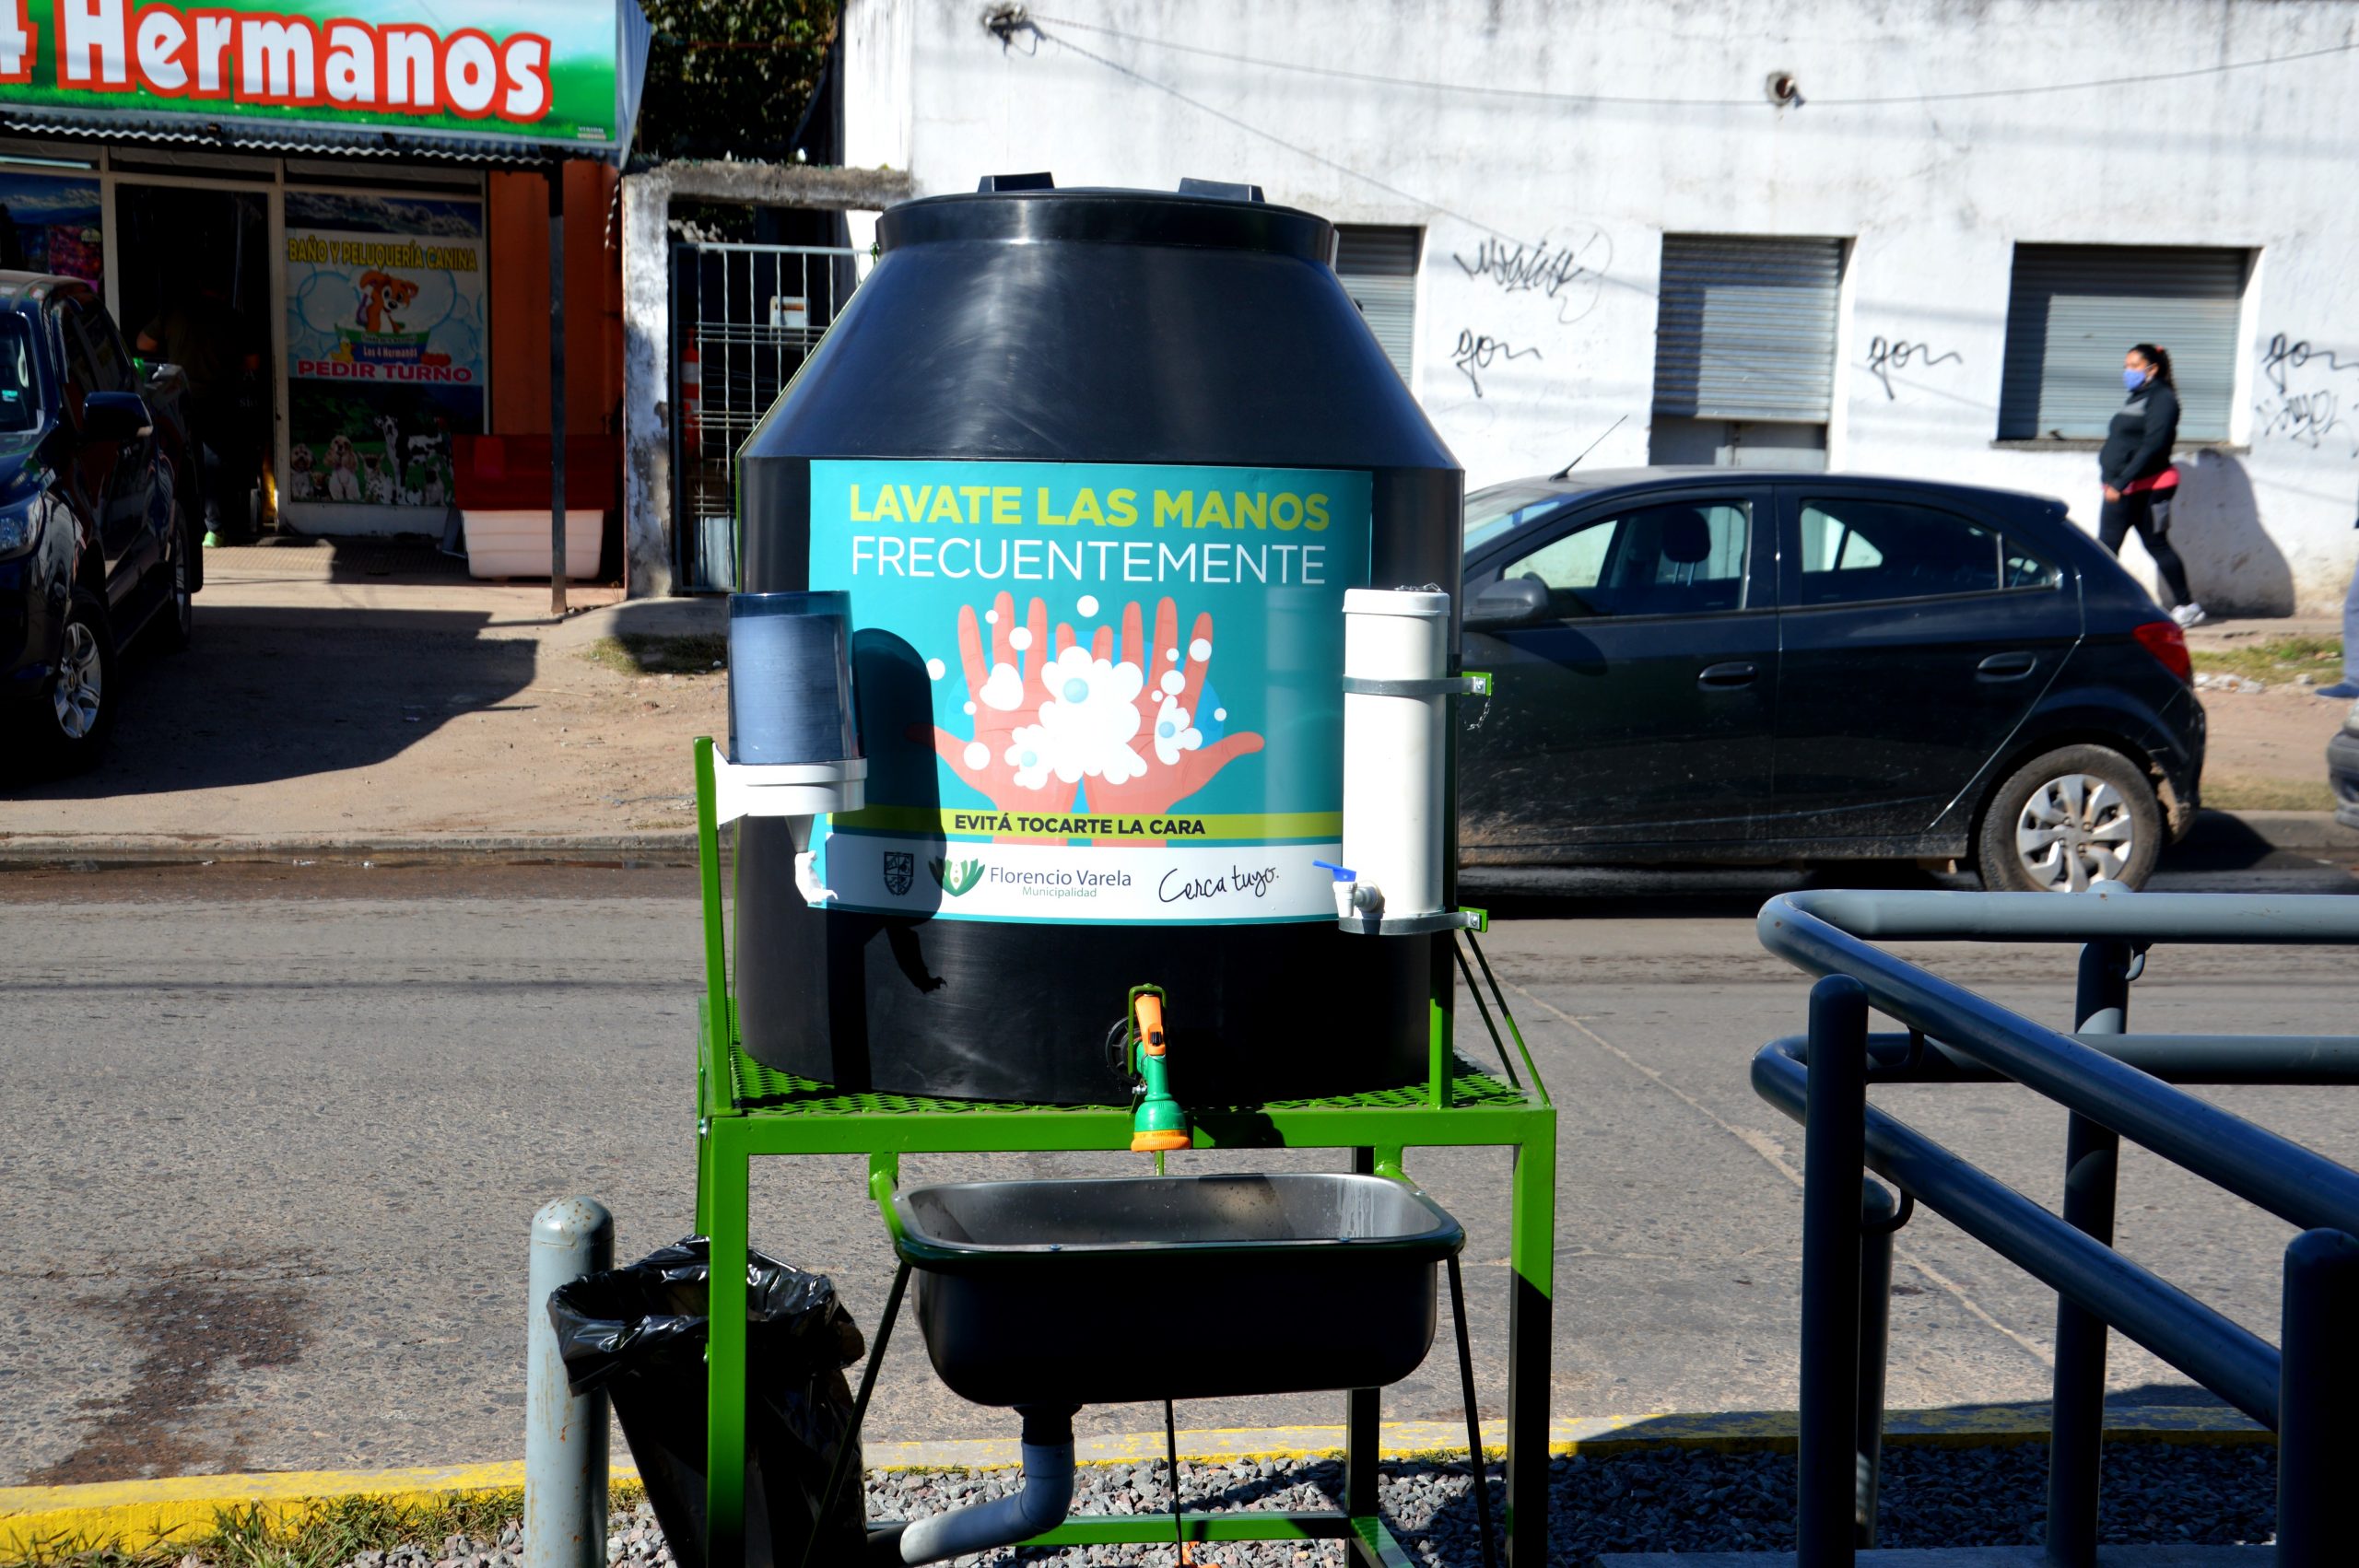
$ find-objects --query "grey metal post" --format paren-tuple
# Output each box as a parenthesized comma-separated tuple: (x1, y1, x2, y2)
(2279, 1228, 2359, 1565)
(548, 163, 569, 619)
(1854, 1177, 1899, 1548)
(2046, 941, 2129, 1568)
(1799, 975, 1869, 1568)
(527, 1197, 613, 1568)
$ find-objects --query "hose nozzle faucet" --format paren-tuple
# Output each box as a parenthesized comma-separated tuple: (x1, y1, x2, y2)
(1127, 986, 1190, 1153)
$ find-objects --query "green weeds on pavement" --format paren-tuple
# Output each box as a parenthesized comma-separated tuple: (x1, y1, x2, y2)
(2189, 635, 2341, 684)
(3, 1487, 647, 1568)
(2203, 777, 2339, 812)
(581, 634, 728, 677)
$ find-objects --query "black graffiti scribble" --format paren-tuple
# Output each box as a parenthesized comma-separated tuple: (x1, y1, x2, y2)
(2262, 332, 2359, 395)
(1451, 330, 1542, 397)
(2255, 390, 2355, 453)
(1451, 229, 1612, 322)
(1865, 335, 1964, 400)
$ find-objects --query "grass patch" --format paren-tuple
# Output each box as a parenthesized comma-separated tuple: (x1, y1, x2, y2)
(4, 1487, 647, 1568)
(2189, 635, 2341, 684)
(2204, 777, 2339, 813)
(581, 634, 728, 676)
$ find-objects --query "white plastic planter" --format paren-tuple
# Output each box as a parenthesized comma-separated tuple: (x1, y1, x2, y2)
(463, 509, 601, 580)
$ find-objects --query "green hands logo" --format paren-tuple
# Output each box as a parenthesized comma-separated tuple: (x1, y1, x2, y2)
(930, 857, 985, 897)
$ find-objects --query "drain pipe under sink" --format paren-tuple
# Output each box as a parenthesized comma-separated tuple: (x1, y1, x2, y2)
(867, 1405, 1078, 1565)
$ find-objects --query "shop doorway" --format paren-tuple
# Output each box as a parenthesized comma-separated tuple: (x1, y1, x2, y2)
(114, 181, 273, 539)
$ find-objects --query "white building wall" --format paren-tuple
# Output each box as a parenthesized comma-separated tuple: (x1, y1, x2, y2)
(845, 0, 2359, 614)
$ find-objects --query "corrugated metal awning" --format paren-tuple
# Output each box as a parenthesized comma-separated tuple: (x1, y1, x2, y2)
(1652, 235, 1845, 422)
(0, 108, 599, 165)
(1999, 244, 2248, 441)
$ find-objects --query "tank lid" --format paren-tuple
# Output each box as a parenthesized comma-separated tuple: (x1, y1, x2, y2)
(880, 184, 1332, 263)
(1344, 588, 1452, 618)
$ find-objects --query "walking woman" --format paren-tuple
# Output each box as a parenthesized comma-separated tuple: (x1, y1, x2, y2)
(2099, 343, 2205, 626)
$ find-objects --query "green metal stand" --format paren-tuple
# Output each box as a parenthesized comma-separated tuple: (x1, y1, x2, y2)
(689, 737, 1556, 1566)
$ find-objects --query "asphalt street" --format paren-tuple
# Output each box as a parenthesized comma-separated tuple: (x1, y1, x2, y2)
(3, 847, 2355, 1485)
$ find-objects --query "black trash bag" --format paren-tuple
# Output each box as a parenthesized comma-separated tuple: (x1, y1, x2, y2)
(548, 1237, 867, 1568)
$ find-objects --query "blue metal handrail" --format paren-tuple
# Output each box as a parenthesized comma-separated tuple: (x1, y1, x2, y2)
(1751, 889, 2359, 1568)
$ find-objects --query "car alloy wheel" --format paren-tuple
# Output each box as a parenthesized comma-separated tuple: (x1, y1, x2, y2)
(2014, 772, 2136, 892)
(53, 617, 104, 739)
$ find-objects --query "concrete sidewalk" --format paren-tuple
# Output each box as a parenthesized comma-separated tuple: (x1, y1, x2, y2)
(1, 572, 2353, 865)
(0, 540, 727, 860)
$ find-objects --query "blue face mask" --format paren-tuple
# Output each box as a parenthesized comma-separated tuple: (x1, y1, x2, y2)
(2124, 367, 2148, 392)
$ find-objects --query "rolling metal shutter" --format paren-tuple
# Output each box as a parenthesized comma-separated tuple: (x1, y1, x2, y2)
(1336, 225, 1420, 385)
(1652, 236, 1844, 421)
(1998, 245, 2247, 441)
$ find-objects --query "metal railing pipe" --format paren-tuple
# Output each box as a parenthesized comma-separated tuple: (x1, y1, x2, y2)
(1823, 1032, 2359, 1085)
(1754, 1044, 2282, 1427)
(1768, 888, 2359, 944)
(1853, 1178, 1900, 1550)
(1797, 977, 1869, 1567)
(2045, 941, 2129, 1568)
(1760, 897, 2359, 1239)
(2278, 1228, 2359, 1566)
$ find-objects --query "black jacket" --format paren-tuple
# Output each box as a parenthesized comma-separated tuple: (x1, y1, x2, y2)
(2098, 380, 2179, 490)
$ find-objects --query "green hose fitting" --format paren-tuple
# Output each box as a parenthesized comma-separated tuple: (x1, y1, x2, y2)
(1127, 983, 1189, 1153)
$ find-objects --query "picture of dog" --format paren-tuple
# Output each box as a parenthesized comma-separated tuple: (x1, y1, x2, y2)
(354, 270, 420, 334)
(403, 432, 449, 508)
(324, 433, 362, 501)
(362, 452, 395, 506)
(288, 443, 314, 500)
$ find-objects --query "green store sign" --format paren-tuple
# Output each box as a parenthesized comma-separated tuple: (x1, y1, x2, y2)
(0, 0, 650, 157)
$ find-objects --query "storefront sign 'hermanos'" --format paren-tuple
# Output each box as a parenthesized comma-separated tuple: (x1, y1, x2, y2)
(0, 2, 636, 148)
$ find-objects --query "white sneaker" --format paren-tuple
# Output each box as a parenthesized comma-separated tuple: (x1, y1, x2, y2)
(2172, 603, 2209, 628)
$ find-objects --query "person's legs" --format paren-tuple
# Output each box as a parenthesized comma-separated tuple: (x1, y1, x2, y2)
(2321, 552, 2359, 698)
(2097, 495, 2132, 556)
(2134, 493, 2196, 610)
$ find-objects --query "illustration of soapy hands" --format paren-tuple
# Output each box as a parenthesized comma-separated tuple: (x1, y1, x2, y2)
(1083, 597, 1264, 818)
(932, 591, 1087, 813)
(932, 591, 1262, 822)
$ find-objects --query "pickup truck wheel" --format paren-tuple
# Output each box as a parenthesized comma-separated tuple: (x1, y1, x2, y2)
(1976, 743, 2160, 893)
(33, 589, 116, 770)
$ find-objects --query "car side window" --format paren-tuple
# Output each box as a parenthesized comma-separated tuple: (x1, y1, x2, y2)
(2002, 536, 2062, 590)
(1496, 500, 1752, 618)
(55, 304, 99, 426)
(83, 307, 140, 392)
(1795, 498, 2000, 605)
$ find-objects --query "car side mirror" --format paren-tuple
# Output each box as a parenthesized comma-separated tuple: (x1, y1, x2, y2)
(81, 390, 152, 443)
(1464, 574, 1551, 630)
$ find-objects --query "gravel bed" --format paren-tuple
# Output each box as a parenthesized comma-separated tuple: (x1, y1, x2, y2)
(359, 1442, 2277, 1568)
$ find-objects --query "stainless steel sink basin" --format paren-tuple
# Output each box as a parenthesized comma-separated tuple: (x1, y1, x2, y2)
(888, 1172, 1464, 1408)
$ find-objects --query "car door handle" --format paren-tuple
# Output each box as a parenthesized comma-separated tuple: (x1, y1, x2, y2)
(1978, 651, 2038, 680)
(1697, 661, 1758, 688)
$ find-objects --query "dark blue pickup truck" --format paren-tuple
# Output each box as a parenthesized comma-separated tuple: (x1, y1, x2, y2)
(0, 272, 198, 770)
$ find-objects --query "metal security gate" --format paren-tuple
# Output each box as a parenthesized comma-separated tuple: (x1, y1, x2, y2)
(1335, 225, 1421, 386)
(1649, 235, 1846, 471)
(671, 242, 862, 591)
(1998, 244, 2248, 441)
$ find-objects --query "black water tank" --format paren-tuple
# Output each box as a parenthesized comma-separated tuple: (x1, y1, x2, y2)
(733, 183, 1461, 1105)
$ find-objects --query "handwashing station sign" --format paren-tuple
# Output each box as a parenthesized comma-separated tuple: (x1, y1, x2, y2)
(809, 460, 1373, 925)
(0, 1, 650, 157)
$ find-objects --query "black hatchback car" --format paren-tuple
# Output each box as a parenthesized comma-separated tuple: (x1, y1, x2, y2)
(1459, 468, 2204, 891)
(0, 273, 197, 770)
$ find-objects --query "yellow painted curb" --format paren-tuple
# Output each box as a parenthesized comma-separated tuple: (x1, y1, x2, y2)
(0, 1462, 640, 1560)
(0, 1407, 2268, 1559)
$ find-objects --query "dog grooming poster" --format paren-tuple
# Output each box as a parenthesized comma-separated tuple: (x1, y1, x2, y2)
(283, 192, 485, 514)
